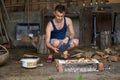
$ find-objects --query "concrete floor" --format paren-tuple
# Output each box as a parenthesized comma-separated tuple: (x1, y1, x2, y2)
(0, 48, 120, 80)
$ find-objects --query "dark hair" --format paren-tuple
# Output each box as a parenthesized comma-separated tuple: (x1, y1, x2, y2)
(55, 4, 65, 13)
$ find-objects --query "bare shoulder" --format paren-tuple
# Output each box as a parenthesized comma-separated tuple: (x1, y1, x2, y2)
(65, 17, 73, 26)
(65, 17, 72, 22)
(46, 21, 53, 32)
(47, 21, 52, 26)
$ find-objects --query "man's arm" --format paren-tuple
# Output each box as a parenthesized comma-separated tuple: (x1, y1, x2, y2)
(45, 22, 53, 49)
(45, 22, 59, 53)
(61, 17, 75, 44)
(66, 17, 75, 39)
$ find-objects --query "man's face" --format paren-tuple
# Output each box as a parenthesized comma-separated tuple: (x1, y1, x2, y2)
(54, 10, 65, 23)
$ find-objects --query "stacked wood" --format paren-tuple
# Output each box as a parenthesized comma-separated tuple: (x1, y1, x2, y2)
(95, 51, 105, 57)
(108, 55, 120, 62)
(72, 48, 120, 62)
(112, 45, 120, 52)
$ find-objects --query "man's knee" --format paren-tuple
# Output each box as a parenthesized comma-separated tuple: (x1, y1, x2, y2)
(70, 39, 79, 48)
(52, 40, 60, 47)
(74, 39, 79, 46)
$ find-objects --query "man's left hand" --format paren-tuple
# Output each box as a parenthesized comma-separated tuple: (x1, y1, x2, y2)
(62, 37, 69, 44)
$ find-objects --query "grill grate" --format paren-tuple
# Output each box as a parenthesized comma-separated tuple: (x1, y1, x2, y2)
(63, 63, 99, 72)
(55, 59, 99, 72)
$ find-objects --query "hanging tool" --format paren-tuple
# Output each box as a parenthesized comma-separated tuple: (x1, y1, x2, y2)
(0, 0, 10, 22)
(0, 7, 10, 43)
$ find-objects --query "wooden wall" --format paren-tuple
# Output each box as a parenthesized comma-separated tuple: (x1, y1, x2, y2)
(96, 11, 113, 32)
(3, 0, 117, 12)
(108, 0, 120, 3)
(79, 8, 93, 46)
(1, 0, 119, 53)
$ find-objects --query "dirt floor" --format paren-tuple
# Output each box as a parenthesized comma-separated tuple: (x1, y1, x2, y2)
(0, 48, 120, 80)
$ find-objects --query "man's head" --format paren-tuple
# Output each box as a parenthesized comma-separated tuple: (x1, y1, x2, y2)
(55, 4, 65, 13)
(54, 5, 66, 23)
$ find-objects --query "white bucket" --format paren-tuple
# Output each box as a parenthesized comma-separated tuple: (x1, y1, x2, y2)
(21, 58, 39, 68)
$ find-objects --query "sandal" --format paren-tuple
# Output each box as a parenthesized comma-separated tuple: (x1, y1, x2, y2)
(64, 57, 70, 60)
(47, 58, 53, 63)
(46, 55, 53, 63)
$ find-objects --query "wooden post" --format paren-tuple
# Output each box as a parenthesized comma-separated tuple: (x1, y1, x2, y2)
(0, 7, 10, 43)
(0, 0, 10, 21)
(100, 31, 112, 50)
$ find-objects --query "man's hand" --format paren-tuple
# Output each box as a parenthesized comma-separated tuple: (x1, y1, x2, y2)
(62, 37, 69, 44)
(53, 47, 59, 53)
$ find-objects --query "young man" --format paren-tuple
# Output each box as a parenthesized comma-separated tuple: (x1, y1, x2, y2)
(45, 4, 79, 62)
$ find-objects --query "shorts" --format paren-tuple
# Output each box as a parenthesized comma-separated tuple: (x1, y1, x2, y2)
(50, 38, 73, 52)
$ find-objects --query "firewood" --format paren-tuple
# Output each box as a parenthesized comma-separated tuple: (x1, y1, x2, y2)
(85, 51, 94, 58)
(93, 55, 102, 60)
(21, 36, 31, 43)
(103, 54, 109, 59)
(104, 48, 117, 55)
(95, 51, 105, 57)
(108, 55, 119, 62)
(71, 52, 83, 58)
(104, 48, 111, 54)
(113, 45, 120, 51)
(73, 49, 84, 53)
(118, 55, 120, 61)
(23, 54, 38, 58)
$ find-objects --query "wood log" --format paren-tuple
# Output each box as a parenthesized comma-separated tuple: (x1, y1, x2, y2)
(108, 55, 119, 62)
(95, 51, 105, 57)
(100, 31, 112, 50)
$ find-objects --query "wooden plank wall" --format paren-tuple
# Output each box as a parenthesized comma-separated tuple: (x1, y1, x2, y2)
(4, 0, 111, 12)
(95, 11, 113, 47)
(2, 0, 115, 53)
(4, 0, 79, 12)
(96, 11, 112, 32)
(79, 8, 93, 46)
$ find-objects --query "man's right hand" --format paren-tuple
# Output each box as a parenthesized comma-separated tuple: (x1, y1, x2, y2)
(53, 47, 59, 53)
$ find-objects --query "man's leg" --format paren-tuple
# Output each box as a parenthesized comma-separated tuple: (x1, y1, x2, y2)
(47, 38, 79, 61)
(60, 38, 79, 59)
(47, 39, 60, 62)
(47, 49, 54, 62)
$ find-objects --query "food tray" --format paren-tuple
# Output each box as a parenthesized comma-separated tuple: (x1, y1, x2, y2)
(55, 59, 99, 72)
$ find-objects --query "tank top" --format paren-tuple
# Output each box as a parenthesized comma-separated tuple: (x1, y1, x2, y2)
(50, 17, 67, 39)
